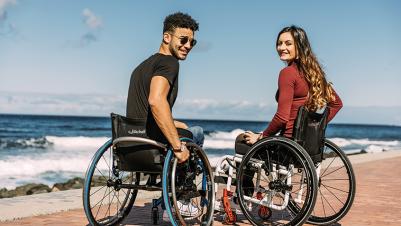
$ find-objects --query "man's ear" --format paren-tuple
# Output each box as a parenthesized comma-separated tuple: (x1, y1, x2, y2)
(163, 32, 171, 44)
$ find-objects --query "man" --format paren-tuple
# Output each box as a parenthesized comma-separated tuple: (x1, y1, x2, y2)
(126, 12, 203, 164)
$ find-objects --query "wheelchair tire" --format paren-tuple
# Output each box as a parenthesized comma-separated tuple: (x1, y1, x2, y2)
(162, 142, 215, 226)
(83, 140, 138, 226)
(306, 139, 356, 225)
(237, 136, 318, 226)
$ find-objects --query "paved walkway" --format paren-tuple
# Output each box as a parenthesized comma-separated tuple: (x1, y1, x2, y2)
(1, 151, 401, 225)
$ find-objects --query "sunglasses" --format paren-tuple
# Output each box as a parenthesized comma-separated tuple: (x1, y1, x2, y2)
(170, 34, 197, 47)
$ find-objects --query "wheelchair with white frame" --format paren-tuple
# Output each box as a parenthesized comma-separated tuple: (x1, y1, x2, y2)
(214, 106, 356, 225)
(83, 113, 215, 226)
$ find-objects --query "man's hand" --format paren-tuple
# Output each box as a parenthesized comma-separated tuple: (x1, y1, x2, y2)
(173, 143, 190, 163)
(174, 120, 188, 129)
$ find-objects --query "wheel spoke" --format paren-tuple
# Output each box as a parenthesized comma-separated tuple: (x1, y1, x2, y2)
(321, 183, 347, 204)
(319, 186, 337, 215)
(321, 165, 346, 178)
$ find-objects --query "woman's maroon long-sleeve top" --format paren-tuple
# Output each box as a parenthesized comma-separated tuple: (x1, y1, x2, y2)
(262, 63, 343, 138)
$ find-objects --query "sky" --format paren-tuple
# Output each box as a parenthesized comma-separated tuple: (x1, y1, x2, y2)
(1, 0, 401, 125)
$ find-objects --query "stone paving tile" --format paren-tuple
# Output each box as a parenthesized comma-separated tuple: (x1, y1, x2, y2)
(1, 156, 401, 225)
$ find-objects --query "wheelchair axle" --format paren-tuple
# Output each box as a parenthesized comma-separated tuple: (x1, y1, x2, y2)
(268, 180, 293, 192)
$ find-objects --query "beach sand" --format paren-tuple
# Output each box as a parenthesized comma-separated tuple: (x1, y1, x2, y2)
(1, 150, 401, 225)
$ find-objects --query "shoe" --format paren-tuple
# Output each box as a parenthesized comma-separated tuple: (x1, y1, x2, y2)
(177, 200, 200, 217)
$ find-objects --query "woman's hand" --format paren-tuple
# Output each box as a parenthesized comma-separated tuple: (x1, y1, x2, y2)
(243, 131, 262, 145)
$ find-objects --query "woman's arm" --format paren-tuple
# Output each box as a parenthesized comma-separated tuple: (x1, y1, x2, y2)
(327, 88, 343, 122)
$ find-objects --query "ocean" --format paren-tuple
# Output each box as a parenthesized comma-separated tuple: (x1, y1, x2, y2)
(1, 114, 401, 189)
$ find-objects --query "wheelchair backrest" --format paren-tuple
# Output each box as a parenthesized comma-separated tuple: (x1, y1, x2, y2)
(292, 106, 329, 163)
(111, 113, 165, 173)
(111, 113, 148, 141)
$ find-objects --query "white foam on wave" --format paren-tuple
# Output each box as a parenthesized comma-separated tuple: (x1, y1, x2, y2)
(329, 137, 401, 153)
(45, 136, 110, 149)
(0, 155, 106, 177)
(203, 129, 244, 149)
(330, 137, 400, 147)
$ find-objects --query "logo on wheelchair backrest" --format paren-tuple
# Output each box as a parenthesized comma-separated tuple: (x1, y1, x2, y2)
(127, 129, 146, 135)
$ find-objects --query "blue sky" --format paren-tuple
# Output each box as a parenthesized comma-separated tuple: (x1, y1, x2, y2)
(1, 0, 401, 125)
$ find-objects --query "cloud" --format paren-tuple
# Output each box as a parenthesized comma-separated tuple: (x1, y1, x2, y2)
(82, 8, 102, 29)
(0, 0, 17, 37)
(65, 8, 102, 48)
(0, 0, 16, 12)
(70, 8, 102, 47)
(79, 32, 97, 46)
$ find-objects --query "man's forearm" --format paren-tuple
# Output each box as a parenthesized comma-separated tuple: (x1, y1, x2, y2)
(150, 100, 181, 149)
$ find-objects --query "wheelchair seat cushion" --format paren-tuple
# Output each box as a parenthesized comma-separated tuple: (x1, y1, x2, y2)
(235, 133, 252, 155)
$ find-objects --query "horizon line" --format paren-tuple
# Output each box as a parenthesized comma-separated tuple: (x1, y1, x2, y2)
(1, 112, 400, 127)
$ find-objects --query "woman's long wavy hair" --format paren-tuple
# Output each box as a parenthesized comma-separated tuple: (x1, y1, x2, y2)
(277, 25, 335, 112)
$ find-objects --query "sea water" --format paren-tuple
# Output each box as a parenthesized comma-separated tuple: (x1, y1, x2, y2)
(1, 114, 401, 189)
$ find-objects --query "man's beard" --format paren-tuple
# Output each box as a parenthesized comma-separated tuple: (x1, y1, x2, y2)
(169, 44, 186, 60)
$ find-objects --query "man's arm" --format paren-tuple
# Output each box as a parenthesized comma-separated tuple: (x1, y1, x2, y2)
(148, 76, 189, 162)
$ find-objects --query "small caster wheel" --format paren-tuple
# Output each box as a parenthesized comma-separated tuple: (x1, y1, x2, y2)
(223, 211, 237, 224)
(151, 207, 159, 225)
(258, 206, 272, 220)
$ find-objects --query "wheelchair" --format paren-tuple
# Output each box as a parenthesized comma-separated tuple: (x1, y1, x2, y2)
(214, 107, 356, 225)
(83, 113, 215, 226)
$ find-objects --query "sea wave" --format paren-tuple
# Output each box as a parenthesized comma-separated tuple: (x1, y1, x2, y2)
(1, 131, 401, 189)
(0, 136, 110, 150)
(0, 153, 107, 177)
(203, 129, 244, 149)
(0, 137, 51, 149)
(2, 132, 401, 154)
(329, 137, 400, 147)
(45, 136, 109, 148)
(328, 137, 401, 153)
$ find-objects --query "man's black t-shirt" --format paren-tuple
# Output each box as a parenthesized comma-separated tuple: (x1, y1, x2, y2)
(126, 53, 179, 143)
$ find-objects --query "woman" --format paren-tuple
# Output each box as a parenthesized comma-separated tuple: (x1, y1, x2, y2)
(242, 25, 343, 146)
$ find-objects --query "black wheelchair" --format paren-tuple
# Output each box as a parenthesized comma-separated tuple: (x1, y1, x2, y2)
(214, 106, 356, 225)
(83, 113, 215, 226)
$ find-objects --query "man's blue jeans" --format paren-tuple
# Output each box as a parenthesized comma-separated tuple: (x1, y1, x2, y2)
(187, 126, 205, 147)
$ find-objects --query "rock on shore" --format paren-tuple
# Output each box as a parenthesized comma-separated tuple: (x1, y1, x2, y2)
(0, 177, 85, 199)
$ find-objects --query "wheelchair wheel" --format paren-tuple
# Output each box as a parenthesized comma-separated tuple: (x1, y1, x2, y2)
(237, 137, 318, 226)
(307, 139, 356, 225)
(162, 142, 215, 226)
(83, 140, 138, 226)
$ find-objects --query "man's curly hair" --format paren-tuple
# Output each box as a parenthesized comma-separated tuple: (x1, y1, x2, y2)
(163, 12, 199, 33)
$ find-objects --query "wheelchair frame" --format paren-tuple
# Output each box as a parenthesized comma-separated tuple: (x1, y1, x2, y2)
(83, 136, 215, 226)
(213, 136, 355, 226)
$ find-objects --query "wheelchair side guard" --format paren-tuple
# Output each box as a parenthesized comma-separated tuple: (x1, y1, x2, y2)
(112, 136, 167, 149)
